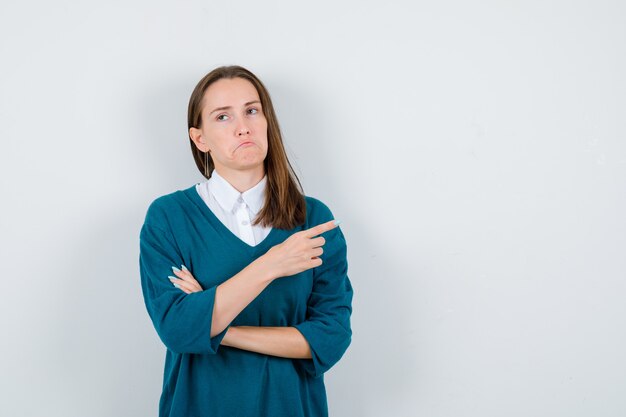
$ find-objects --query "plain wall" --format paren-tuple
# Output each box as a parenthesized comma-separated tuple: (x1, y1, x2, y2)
(1, 1, 625, 416)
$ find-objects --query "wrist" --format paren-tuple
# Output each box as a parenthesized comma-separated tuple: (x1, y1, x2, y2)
(221, 326, 237, 347)
(251, 254, 277, 283)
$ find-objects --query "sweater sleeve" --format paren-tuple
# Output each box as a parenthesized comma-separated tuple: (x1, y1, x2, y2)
(139, 209, 229, 355)
(293, 205, 354, 378)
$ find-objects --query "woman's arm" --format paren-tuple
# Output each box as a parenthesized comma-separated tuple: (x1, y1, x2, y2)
(209, 262, 275, 338)
(172, 269, 311, 358)
(221, 326, 312, 359)
(170, 220, 340, 338)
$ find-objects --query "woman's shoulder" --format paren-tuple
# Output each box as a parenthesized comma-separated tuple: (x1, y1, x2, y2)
(304, 194, 337, 224)
(142, 185, 197, 225)
(303, 194, 345, 244)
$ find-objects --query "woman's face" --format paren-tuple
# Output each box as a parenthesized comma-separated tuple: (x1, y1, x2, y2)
(190, 77, 268, 174)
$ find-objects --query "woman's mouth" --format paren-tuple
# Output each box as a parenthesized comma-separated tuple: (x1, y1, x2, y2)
(237, 141, 254, 149)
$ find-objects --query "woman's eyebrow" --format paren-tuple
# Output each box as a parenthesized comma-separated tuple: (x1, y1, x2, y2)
(209, 100, 261, 115)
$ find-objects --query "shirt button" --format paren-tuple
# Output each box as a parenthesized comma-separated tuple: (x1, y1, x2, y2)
(237, 197, 243, 203)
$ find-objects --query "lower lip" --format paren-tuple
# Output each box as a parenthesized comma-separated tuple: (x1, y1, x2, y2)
(239, 142, 254, 148)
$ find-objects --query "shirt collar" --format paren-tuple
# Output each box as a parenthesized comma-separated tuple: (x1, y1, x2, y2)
(208, 169, 267, 215)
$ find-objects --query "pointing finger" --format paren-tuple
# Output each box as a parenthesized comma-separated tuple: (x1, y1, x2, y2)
(303, 219, 340, 238)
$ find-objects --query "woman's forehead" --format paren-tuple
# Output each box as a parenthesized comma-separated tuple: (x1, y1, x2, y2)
(203, 77, 260, 108)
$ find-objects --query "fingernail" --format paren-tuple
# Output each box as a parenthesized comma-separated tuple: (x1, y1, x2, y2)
(173, 283, 181, 289)
(172, 266, 181, 273)
(181, 264, 188, 271)
(334, 220, 341, 226)
(168, 275, 179, 281)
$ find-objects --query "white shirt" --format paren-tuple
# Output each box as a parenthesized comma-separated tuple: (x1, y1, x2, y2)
(195, 169, 273, 246)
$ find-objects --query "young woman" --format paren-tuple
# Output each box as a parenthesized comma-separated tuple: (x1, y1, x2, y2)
(139, 65, 353, 417)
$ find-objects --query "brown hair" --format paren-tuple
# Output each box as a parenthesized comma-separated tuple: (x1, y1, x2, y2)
(187, 65, 306, 230)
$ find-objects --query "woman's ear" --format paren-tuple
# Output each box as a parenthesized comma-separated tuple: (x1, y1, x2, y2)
(189, 127, 210, 152)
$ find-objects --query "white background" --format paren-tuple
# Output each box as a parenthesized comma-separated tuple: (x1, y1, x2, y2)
(1, 1, 625, 416)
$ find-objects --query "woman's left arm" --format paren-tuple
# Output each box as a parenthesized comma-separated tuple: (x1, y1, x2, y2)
(170, 214, 353, 367)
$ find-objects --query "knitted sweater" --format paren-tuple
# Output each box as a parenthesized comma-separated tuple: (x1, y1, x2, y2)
(138, 184, 353, 417)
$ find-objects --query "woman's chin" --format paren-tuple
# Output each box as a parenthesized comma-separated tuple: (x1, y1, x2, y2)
(234, 159, 265, 171)
(237, 151, 267, 165)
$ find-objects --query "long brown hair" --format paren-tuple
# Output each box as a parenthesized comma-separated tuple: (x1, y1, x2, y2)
(187, 65, 306, 230)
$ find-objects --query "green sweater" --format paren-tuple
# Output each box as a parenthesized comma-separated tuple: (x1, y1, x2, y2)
(139, 184, 353, 417)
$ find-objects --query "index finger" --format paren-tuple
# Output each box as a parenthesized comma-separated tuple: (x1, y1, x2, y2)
(303, 219, 340, 238)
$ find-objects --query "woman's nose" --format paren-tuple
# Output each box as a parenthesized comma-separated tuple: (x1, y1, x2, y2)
(236, 123, 250, 136)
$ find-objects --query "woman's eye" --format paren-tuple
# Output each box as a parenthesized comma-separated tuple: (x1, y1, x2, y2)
(217, 114, 229, 121)
(247, 108, 259, 115)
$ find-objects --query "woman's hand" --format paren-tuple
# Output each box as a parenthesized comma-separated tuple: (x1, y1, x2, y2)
(261, 219, 340, 280)
(169, 265, 204, 294)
